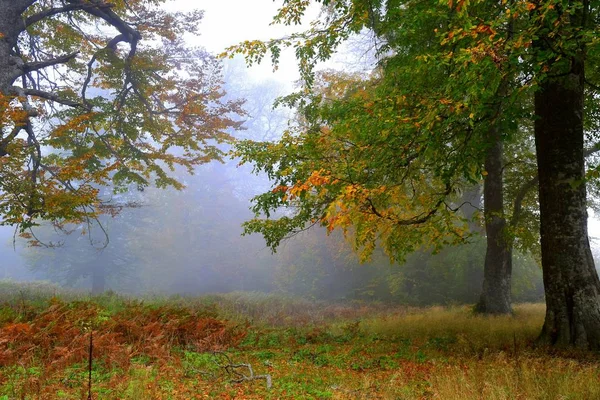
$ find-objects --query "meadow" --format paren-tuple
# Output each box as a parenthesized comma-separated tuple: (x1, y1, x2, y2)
(0, 281, 598, 399)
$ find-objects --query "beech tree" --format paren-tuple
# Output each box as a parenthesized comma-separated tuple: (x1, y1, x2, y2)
(531, 1, 600, 348)
(229, 0, 600, 347)
(230, 0, 532, 315)
(0, 0, 242, 237)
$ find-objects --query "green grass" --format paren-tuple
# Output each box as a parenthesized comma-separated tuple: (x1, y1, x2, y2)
(0, 281, 598, 399)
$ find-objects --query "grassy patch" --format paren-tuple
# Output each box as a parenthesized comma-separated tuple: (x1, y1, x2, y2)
(0, 284, 598, 399)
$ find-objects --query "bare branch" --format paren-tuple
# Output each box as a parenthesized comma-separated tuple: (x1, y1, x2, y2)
(213, 351, 272, 390)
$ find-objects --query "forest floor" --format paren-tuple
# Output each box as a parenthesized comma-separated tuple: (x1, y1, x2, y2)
(0, 281, 598, 399)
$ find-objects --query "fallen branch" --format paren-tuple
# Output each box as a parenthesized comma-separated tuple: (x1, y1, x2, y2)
(213, 351, 272, 389)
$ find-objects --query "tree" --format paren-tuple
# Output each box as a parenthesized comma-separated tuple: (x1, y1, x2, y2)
(229, 0, 600, 347)
(0, 0, 242, 236)
(532, 1, 600, 348)
(230, 0, 530, 315)
(24, 204, 144, 293)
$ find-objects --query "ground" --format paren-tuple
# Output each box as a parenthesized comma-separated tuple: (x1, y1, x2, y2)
(0, 281, 598, 399)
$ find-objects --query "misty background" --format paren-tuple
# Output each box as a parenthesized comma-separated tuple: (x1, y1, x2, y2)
(1, 0, 598, 305)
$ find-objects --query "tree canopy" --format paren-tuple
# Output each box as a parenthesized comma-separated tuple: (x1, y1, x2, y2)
(228, 0, 600, 348)
(0, 0, 243, 240)
(230, 0, 531, 261)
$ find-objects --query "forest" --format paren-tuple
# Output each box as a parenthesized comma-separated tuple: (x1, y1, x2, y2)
(1, 0, 600, 398)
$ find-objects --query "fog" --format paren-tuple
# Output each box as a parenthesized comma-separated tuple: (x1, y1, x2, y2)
(1, 0, 593, 305)
(0, 54, 547, 304)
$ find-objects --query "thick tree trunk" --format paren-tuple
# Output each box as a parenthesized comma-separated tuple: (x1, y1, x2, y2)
(0, 1, 27, 157)
(475, 132, 512, 314)
(535, 49, 600, 348)
(0, 1, 28, 91)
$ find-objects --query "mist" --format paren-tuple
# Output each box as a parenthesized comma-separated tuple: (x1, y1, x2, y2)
(0, 58, 545, 305)
(0, 1, 586, 306)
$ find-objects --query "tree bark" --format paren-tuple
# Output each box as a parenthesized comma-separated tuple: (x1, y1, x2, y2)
(475, 130, 512, 314)
(535, 33, 600, 348)
(0, 1, 25, 93)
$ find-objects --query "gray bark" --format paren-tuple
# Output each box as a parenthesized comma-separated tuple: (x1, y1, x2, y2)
(475, 128, 512, 314)
(535, 26, 600, 348)
(0, 1, 28, 93)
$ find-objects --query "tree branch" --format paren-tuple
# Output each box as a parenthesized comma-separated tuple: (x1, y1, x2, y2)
(365, 184, 453, 226)
(509, 142, 600, 229)
(0, 125, 25, 157)
(510, 175, 538, 229)
(25, 4, 90, 28)
(22, 51, 79, 73)
(22, 88, 88, 109)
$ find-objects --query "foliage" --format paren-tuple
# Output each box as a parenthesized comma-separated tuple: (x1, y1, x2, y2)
(227, 0, 554, 263)
(0, 0, 243, 238)
(16, 61, 291, 293)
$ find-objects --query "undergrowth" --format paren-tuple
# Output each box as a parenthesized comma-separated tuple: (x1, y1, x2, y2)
(0, 281, 598, 399)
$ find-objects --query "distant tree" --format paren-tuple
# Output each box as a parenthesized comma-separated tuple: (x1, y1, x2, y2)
(0, 0, 242, 239)
(125, 163, 276, 294)
(24, 209, 143, 293)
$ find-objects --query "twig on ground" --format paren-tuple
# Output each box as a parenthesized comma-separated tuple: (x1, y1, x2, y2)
(212, 351, 272, 389)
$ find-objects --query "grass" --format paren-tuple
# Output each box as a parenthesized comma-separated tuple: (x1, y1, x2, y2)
(0, 281, 598, 399)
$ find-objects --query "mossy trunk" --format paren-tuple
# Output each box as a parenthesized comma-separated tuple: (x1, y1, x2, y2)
(534, 23, 600, 348)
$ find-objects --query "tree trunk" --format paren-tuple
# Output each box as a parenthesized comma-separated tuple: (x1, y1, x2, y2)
(535, 38, 600, 348)
(0, 1, 28, 157)
(0, 2, 21, 92)
(91, 264, 106, 295)
(460, 184, 484, 299)
(475, 131, 512, 314)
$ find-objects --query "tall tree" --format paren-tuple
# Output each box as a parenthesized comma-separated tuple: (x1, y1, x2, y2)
(532, 0, 600, 348)
(230, 0, 531, 315)
(230, 0, 600, 347)
(0, 0, 242, 237)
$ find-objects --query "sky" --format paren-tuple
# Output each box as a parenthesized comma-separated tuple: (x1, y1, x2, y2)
(171, 0, 311, 85)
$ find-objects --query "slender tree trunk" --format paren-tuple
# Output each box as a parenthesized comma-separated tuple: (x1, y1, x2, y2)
(535, 26, 600, 347)
(91, 264, 106, 295)
(460, 184, 483, 234)
(460, 184, 484, 299)
(475, 132, 512, 314)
